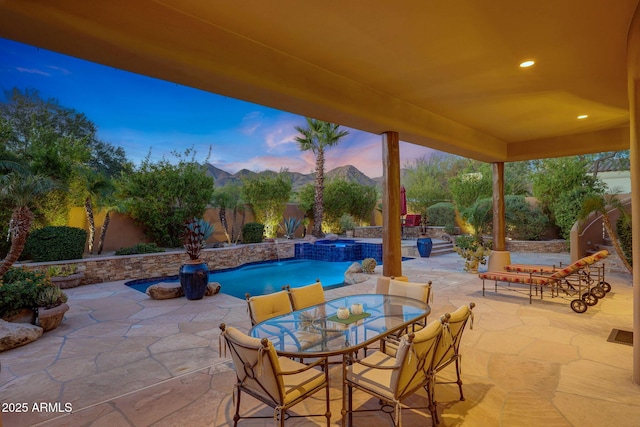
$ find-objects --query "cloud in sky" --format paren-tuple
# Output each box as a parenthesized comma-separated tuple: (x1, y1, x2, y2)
(16, 67, 50, 76)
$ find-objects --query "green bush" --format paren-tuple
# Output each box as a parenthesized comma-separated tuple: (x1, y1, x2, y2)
(115, 242, 165, 256)
(617, 215, 632, 267)
(505, 196, 549, 241)
(24, 226, 87, 262)
(0, 268, 50, 317)
(242, 223, 265, 244)
(427, 202, 456, 226)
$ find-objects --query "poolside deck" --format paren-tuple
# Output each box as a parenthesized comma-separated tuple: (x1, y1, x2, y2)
(1, 251, 639, 426)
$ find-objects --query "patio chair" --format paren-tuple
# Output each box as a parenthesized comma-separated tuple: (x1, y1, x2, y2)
(380, 279, 433, 355)
(504, 250, 610, 294)
(219, 323, 331, 427)
(345, 315, 449, 427)
(375, 275, 408, 294)
(283, 280, 325, 310)
(246, 290, 293, 326)
(431, 302, 475, 423)
(480, 260, 598, 313)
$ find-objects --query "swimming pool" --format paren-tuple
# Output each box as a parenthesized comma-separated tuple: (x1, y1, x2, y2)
(126, 259, 355, 299)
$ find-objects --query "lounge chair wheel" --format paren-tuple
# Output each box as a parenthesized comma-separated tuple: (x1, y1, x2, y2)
(571, 299, 588, 313)
(601, 282, 612, 293)
(581, 293, 598, 306)
(590, 286, 606, 299)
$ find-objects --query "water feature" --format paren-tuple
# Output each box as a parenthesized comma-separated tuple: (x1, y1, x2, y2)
(295, 239, 383, 262)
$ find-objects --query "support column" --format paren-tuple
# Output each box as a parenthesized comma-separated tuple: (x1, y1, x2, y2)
(627, 5, 640, 385)
(488, 162, 511, 271)
(381, 131, 402, 277)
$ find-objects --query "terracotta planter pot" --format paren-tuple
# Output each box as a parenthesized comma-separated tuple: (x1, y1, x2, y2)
(37, 303, 69, 332)
(2, 308, 36, 324)
(50, 273, 85, 289)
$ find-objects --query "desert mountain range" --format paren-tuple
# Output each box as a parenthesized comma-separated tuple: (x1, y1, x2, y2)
(205, 164, 383, 192)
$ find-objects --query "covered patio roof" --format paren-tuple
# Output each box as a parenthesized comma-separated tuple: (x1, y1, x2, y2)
(0, 0, 636, 162)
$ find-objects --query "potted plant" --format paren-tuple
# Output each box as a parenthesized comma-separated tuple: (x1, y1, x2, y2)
(36, 284, 69, 332)
(454, 235, 491, 273)
(0, 268, 48, 324)
(46, 264, 85, 289)
(339, 214, 357, 238)
(180, 217, 214, 300)
(416, 213, 433, 257)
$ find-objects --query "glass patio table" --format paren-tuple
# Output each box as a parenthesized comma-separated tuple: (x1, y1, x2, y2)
(249, 293, 430, 424)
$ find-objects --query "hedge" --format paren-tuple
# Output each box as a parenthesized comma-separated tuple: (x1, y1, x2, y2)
(24, 226, 87, 262)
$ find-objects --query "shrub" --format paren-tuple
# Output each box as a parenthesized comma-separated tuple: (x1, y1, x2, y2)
(0, 268, 50, 317)
(339, 214, 357, 233)
(427, 202, 456, 226)
(361, 258, 377, 273)
(617, 215, 632, 267)
(242, 223, 265, 244)
(24, 226, 87, 262)
(444, 223, 457, 235)
(115, 243, 165, 256)
(505, 196, 549, 240)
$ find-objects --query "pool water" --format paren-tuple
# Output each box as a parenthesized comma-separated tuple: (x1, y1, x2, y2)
(126, 259, 355, 299)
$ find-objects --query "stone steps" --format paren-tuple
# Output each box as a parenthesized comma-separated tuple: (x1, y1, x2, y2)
(402, 239, 455, 258)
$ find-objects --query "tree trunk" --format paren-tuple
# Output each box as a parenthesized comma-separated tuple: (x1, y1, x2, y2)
(84, 196, 95, 254)
(312, 149, 325, 237)
(602, 214, 633, 274)
(0, 207, 33, 277)
(97, 211, 110, 255)
(219, 207, 231, 244)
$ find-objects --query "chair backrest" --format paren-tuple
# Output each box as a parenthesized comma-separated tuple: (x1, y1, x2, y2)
(548, 260, 584, 279)
(590, 249, 609, 262)
(246, 290, 293, 326)
(388, 279, 432, 304)
(375, 275, 408, 294)
(404, 214, 421, 226)
(433, 302, 475, 371)
(392, 315, 447, 399)
(220, 324, 284, 404)
(285, 280, 325, 310)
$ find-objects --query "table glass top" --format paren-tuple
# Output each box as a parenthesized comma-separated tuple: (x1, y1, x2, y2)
(249, 293, 430, 357)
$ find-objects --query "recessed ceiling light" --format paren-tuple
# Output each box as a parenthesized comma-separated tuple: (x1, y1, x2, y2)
(577, 115, 589, 119)
(519, 60, 535, 68)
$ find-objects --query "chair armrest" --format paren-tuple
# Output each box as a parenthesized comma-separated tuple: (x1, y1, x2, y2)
(278, 356, 328, 375)
(351, 357, 398, 370)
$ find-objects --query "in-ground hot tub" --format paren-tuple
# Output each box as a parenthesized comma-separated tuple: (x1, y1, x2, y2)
(295, 239, 382, 262)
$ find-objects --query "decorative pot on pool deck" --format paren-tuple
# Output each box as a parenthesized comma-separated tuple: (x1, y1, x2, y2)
(50, 272, 85, 289)
(179, 260, 210, 300)
(417, 237, 433, 257)
(37, 303, 69, 332)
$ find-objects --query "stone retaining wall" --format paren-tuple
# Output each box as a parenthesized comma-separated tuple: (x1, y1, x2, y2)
(19, 241, 296, 285)
(17, 235, 571, 286)
(505, 239, 568, 253)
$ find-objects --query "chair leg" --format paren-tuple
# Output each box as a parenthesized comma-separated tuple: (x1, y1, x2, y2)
(233, 388, 242, 427)
(325, 377, 331, 426)
(426, 379, 439, 425)
(455, 356, 465, 401)
(277, 407, 285, 427)
(348, 385, 353, 427)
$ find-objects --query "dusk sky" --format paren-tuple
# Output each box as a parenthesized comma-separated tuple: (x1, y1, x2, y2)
(0, 37, 437, 178)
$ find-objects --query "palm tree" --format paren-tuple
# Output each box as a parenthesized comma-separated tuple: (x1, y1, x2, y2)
(75, 169, 113, 254)
(294, 118, 349, 237)
(0, 172, 58, 277)
(580, 194, 632, 274)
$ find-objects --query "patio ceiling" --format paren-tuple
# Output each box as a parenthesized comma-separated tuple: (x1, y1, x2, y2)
(0, 0, 637, 162)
